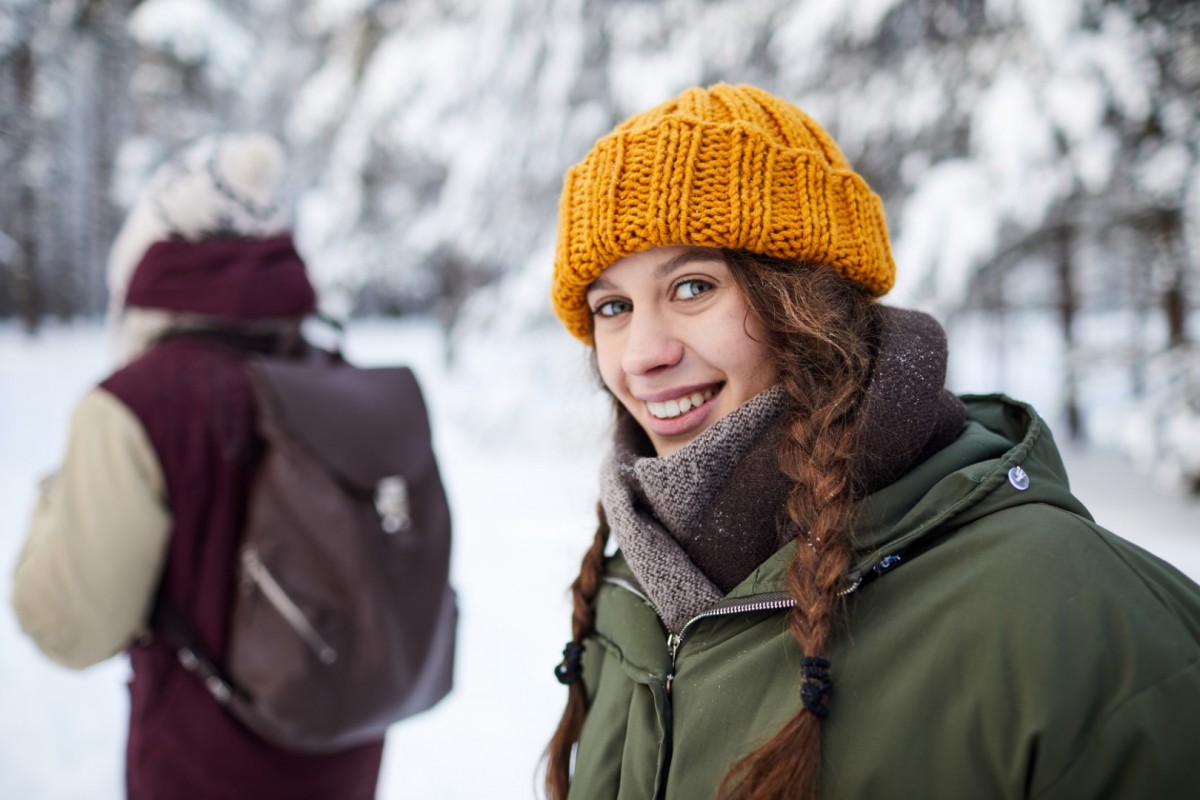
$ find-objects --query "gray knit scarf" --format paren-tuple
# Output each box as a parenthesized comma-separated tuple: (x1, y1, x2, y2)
(600, 387, 791, 633)
(599, 306, 966, 634)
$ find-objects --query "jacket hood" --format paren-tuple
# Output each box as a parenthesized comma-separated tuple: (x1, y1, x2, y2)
(727, 394, 1093, 599)
(124, 235, 317, 321)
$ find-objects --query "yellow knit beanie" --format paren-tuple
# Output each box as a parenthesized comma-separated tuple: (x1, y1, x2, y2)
(551, 83, 895, 343)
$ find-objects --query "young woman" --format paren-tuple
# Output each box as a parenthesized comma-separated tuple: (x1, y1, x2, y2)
(543, 83, 1200, 800)
(12, 134, 385, 799)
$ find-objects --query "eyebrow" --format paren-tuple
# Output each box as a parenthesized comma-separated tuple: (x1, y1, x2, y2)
(586, 248, 725, 294)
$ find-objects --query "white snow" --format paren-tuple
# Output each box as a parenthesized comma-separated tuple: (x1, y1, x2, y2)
(128, 0, 256, 90)
(891, 160, 998, 312)
(2, 318, 1199, 798)
(971, 70, 1063, 229)
(1013, 0, 1079, 53)
(1137, 142, 1191, 198)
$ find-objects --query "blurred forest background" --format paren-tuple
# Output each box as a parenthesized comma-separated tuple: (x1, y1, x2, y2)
(1, 0, 1198, 491)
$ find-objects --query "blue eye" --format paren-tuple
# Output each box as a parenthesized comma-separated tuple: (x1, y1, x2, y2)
(593, 299, 632, 318)
(674, 279, 713, 300)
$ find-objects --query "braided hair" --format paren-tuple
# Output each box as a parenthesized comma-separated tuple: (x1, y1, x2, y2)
(717, 250, 878, 799)
(543, 503, 610, 799)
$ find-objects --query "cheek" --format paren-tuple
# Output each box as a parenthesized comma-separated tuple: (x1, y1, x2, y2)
(732, 320, 777, 390)
(593, 339, 625, 397)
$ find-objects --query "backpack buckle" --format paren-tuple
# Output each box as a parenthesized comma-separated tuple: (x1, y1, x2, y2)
(374, 475, 411, 533)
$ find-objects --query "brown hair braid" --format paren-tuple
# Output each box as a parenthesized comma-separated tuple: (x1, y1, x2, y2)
(719, 250, 878, 800)
(543, 502, 611, 800)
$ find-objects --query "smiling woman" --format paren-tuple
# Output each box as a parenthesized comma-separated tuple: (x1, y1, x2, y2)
(541, 83, 1200, 800)
(586, 246, 776, 456)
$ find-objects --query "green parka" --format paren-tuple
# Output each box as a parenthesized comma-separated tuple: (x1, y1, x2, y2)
(569, 395, 1200, 799)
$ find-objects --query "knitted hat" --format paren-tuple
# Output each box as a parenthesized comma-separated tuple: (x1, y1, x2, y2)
(551, 83, 895, 342)
(106, 132, 292, 312)
(104, 132, 297, 363)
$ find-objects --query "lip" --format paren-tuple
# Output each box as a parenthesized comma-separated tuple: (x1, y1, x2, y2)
(639, 383, 723, 440)
(636, 382, 722, 404)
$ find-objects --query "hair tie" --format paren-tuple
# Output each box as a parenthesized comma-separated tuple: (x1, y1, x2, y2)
(554, 640, 585, 685)
(800, 656, 832, 718)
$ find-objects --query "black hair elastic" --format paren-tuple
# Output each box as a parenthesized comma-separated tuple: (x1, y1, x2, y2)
(554, 640, 585, 685)
(800, 656, 832, 718)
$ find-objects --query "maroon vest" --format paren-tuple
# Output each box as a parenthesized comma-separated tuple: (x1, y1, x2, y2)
(102, 238, 382, 799)
(103, 339, 383, 800)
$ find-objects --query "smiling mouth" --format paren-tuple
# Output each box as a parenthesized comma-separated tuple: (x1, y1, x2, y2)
(646, 388, 716, 420)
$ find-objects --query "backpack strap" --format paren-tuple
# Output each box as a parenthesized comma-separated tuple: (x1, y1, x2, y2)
(152, 598, 242, 708)
(152, 599, 286, 737)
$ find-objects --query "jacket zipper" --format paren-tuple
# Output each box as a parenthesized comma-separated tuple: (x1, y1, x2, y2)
(601, 563, 881, 798)
(601, 577, 797, 692)
(241, 547, 338, 665)
(665, 592, 795, 693)
(604, 571, 867, 692)
(603, 580, 795, 800)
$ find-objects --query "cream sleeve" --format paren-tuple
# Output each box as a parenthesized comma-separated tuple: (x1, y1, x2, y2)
(11, 387, 172, 670)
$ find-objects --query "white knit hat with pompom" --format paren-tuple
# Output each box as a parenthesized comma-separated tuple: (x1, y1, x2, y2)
(104, 133, 293, 361)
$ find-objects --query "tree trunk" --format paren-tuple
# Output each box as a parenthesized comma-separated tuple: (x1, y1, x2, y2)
(1056, 224, 1082, 440)
(10, 40, 42, 333)
(1155, 209, 1188, 350)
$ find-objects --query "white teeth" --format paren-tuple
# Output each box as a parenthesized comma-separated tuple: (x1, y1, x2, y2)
(646, 388, 715, 420)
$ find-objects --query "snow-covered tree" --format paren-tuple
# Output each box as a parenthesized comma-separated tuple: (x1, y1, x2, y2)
(2, 0, 1196, 488)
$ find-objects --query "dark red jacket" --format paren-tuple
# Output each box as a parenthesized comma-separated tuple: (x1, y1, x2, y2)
(103, 237, 383, 799)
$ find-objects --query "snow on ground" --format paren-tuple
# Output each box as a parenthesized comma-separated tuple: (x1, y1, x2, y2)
(1, 318, 1198, 799)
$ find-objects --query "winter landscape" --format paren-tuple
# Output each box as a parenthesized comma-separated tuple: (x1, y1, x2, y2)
(4, 0, 1198, 486)
(2, 0, 1199, 797)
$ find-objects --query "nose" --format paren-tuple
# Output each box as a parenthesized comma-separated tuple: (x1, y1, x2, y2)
(620, 308, 683, 376)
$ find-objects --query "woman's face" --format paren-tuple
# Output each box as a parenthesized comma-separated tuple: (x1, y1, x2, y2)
(586, 246, 778, 456)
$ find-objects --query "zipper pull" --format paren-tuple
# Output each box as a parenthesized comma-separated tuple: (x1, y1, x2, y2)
(665, 632, 683, 695)
(241, 547, 338, 665)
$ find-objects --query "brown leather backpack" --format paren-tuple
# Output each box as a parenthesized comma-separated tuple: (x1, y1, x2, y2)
(158, 350, 456, 753)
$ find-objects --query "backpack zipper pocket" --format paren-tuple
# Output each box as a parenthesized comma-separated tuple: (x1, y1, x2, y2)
(241, 546, 338, 665)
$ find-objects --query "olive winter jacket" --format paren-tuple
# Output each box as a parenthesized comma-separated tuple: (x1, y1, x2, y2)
(570, 395, 1200, 799)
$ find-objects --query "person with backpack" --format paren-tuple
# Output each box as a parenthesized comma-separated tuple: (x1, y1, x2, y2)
(542, 83, 1200, 799)
(11, 133, 402, 799)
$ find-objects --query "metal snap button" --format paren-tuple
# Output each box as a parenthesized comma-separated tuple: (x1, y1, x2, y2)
(1008, 466, 1030, 491)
